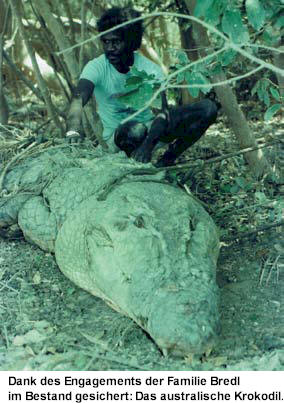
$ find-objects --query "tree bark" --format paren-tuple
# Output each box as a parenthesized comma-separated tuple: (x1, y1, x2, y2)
(159, 17, 171, 68)
(273, 45, 284, 97)
(9, 0, 64, 134)
(33, 0, 79, 82)
(0, 2, 9, 125)
(183, 0, 269, 178)
(32, 0, 104, 145)
(178, 18, 200, 104)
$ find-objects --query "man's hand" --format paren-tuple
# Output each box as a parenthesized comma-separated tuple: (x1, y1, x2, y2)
(132, 144, 152, 163)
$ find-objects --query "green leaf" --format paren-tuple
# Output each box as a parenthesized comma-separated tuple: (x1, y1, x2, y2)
(185, 72, 212, 97)
(270, 87, 281, 101)
(229, 184, 240, 194)
(130, 67, 153, 79)
(256, 80, 270, 106)
(275, 15, 284, 29)
(193, 0, 214, 18)
(251, 81, 259, 96)
(177, 72, 185, 84)
(126, 76, 144, 86)
(246, 0, 266, 30)
(204, 0, 224, 26)
(218, 49, 237, 66)
(255, 191, 267, 203)
(119, 81, 163, 111)
(177, 51, 189, 65)
(222, 9, 250, 44)
(263, 90, 270, 107)
(211, 63, 223, 75)
(264, 104, 282, 121)
(262, 25, 279, 46)
(235, 177, 247, 189)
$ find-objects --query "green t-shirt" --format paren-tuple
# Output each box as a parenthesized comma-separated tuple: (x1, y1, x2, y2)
(80, 52, 164, 140)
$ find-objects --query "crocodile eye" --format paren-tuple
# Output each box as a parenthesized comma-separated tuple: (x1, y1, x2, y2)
(134, 215, 145, 228)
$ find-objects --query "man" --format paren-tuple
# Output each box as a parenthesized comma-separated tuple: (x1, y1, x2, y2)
(66, 6, 219, 167)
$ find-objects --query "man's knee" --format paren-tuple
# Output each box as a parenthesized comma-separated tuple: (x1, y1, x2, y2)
(201, 99, 218, 123)
(114, 120, 148, 156)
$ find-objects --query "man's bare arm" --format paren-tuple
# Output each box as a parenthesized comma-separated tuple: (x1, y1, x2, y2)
(66, 78, 94, 133)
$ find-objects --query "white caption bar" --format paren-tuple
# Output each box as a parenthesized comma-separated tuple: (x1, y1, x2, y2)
(0, 371, 283, 402)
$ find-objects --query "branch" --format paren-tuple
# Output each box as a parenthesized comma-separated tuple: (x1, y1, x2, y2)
(247, 44, 284, 54)
(79, 0, 88, 72)
(3, 50, 44, 101)
(165, 140, 281, 172)
(121, 47, 226, 125)
(222, 220, 284, 242)
(0, 141, 37, 193)
(126, 140, 281, 176)
(54, 10, 283, 130)
(167, 66, 264, 90)
(55, 11, 284, 78)
(9, 0, 64, 134)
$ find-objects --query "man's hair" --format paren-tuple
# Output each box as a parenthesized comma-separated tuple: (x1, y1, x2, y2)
(97, 7, 143, 52)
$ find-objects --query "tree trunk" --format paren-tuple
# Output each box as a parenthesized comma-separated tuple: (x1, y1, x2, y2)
(178, 18, 200, 104)
(273, 45, 284, 97)
(140, 36, 168, 74)
(183, 0, 269, 178)
(159, 17, 171, 68)
(0, 2, 9, 125)
(9, 0, 64, 134)
(33, 0, 104, 145)
(33, 0, 79, 82)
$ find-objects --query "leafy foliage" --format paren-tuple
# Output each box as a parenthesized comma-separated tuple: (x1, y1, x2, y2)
(116, 0, 282, 118)
(221, 9, 250, 44)
(118, 67, 163, 109)
(252, 79, 282, 120)
(191, 0, 283, 117)
(245, 0, 266, 31)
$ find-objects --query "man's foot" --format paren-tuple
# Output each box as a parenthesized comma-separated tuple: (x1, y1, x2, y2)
(132, 144, 152, 163)
(155, 152, 177, 167)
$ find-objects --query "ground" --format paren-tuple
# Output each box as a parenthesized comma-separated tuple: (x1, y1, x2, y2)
(0, 233, 283, 371)
(0, 117, 283, 371)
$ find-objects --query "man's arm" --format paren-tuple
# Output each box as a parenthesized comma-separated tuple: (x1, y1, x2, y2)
(66, 78, 95, 134)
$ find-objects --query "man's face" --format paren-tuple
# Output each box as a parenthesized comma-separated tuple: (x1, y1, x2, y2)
(101, 32, 131, 71)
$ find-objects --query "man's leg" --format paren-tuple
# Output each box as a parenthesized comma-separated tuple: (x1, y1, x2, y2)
(131, 112, 169, 162)
(114, 120, 148, 156)
(156, 99, 218, 167)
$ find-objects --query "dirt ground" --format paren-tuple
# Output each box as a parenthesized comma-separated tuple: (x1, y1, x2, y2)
(0, 231, 283, 371)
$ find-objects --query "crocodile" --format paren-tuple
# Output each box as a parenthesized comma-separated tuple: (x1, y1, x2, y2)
(0, 144, 220, 357)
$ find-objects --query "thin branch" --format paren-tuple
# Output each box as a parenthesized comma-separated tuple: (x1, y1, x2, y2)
(54, 11, 284, 130)
(79, 0, 88, 72)
(55, 12, 229, 54)
(229, 43, 284, 77)
(246, 43, 284, 54)
(126, 140, 281, 176)
(222, 220, 284, 243)
(0, 141, 37, 193)
(121, 47, 226, 125)
(167, 66, 264, 90)
(168, 140, 281, 172)
(3, 50, 44, 101)
(29, 0, 72, 100)
(9, 0, 64, 135)
(166, 47, 226, 82)
(0, 3, 11, 91)
(55, 11, 284, 78)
